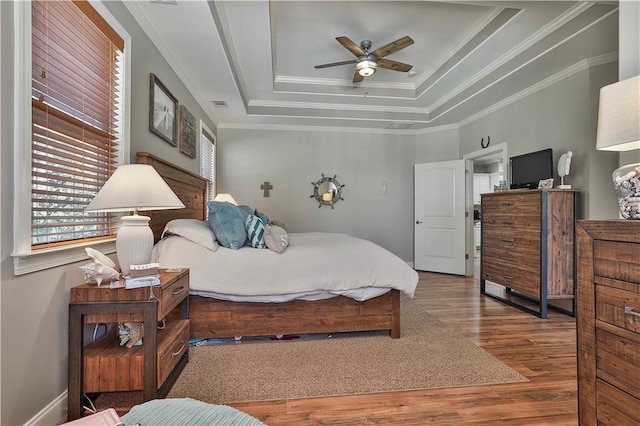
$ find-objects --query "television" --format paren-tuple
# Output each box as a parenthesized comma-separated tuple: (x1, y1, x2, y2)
(509, 148, 553, 189)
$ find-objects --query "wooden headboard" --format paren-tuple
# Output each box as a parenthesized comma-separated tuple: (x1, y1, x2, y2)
(136, 152, 208, 242)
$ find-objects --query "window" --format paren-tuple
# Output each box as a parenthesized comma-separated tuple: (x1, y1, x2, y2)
(200, 122, 216, 204)
(13, 0, 129, 275)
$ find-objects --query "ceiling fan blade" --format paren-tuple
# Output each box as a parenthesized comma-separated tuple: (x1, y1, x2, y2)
(371, 36, 414, 59)
(314, 59, 357, 69)
(376, 58, 413, 72)
(352, 71, 364, 83)
(336, 36, 365, 57)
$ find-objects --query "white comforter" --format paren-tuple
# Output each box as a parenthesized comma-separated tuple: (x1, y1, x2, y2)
(153, 232, 418, 302)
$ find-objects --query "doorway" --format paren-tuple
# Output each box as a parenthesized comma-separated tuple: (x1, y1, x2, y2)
(462, 142, 508, 278)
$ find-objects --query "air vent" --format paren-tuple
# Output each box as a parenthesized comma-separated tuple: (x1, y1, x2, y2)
(212, 100, 228, 108)
(387, 122, 413, 130)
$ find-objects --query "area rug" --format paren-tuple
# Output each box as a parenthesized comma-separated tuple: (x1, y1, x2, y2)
(96, 296, 527, 407)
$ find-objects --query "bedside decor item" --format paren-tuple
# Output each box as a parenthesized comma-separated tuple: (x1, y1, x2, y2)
(84, 164, 185, 274)
(596, 75, 640, 219)
(311, 174, 345, 209)
(149, 73, 178, 146)
(612, 163, 640, 219)
(556, 151, 573, 189)
(179, 105, 196, 158)
(79, 248, 120, 286)
(118, 322, 144, 348)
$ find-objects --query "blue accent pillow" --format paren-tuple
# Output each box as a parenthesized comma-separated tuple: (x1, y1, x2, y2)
(238, 205, 253, 218)
(245, 214, 266, 249)
(207, 201, 247, 249)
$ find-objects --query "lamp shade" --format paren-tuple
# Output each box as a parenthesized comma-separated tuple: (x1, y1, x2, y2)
(596, 75, 640, 152)
(213, 193, 238, 205)
(85, 164, 185, 213)
(84, 164, 184, 274)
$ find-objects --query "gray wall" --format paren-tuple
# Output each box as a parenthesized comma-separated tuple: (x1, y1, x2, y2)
(618, 0, 640, 165)
(216, 128, 423, 261)
(0, 2, 215, 424)
(460, 63, 620, 220)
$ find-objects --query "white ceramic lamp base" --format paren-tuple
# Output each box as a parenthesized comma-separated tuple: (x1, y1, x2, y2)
(116, 214, 154, 275)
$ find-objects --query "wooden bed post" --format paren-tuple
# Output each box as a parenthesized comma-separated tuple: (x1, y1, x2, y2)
(390, 289, 401, 338)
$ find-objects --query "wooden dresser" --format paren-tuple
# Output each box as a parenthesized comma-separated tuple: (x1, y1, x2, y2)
(576, 220, 640, 425)
(480, 189, 579, 318)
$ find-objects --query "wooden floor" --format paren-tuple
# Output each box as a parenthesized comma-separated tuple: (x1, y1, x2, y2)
(231, 265, 579, 425)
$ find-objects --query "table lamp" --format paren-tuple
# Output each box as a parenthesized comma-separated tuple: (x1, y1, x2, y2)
(85, 164, 185, 274)
(595, 75, 640, 219)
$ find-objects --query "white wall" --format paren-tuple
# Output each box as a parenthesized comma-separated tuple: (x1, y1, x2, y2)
(0, 2, 215, 424)
(459, 63, 620, 220)
(216, 128, 427, 261)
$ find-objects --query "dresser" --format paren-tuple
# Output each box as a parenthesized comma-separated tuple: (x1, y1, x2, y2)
(480, 189, 579, 318)
(67, 269, 190, 421)
(576, 220, 640, 425)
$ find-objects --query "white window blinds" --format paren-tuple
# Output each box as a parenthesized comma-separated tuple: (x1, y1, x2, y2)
(200, 127, 216, 202)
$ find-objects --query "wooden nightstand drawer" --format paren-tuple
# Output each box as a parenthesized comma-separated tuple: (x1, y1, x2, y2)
(596, 379, 640, 425)
(594, 240, 640, 284)
(596, 328, 640, 398)
(596, 282, 640, 334)
(159, 272, 190, 319)
(158, 320, 190, 386)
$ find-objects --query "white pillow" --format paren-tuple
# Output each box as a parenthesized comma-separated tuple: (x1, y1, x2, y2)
(162, 219, 218, 252)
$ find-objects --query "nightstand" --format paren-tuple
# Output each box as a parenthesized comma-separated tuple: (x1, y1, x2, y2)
(67, 269, 190, 421)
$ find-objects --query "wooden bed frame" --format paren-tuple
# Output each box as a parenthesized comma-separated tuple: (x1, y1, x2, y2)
(136, 152, 401, 339)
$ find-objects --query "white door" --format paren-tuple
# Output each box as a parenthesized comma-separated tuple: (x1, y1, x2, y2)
(414, 160, 470, 275)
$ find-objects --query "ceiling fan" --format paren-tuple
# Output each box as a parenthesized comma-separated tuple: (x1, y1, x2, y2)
(314, 36, 414, 83)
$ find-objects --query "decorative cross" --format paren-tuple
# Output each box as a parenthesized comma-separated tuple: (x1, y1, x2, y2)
(261, 181, 273, 197)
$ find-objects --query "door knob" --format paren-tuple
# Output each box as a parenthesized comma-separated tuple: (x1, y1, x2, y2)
(416, 220, 423, 224)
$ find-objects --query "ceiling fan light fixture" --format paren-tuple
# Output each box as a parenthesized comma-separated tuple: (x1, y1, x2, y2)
(357, 60, 377, 77)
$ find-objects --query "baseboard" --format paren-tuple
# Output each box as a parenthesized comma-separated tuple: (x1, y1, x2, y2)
(24, 391, 67, 426)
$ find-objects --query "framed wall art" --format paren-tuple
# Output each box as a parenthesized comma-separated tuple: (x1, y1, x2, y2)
(179, 105, 196, 158)
(149, 73, 178, 146)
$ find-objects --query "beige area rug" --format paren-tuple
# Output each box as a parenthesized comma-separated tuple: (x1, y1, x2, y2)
(97, 296, 527, 407)
(169, 296, 526, 403)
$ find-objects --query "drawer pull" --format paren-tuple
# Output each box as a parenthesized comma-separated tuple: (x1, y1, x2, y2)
(501, 201, 514, 206)
(171, 341, 186, 357)
(502, 275, 513, 280)
(501, 257, 514, 262)
(499, 238, 515, 243)
(172, 286, 186, 296)
(624, 306, 640, 318)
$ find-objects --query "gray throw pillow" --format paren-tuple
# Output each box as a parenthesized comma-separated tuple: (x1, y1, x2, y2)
(263, 225, 289, 254)
(207, 201, 247, 249)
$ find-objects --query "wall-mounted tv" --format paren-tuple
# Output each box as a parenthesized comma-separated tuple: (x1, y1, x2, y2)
(509, 148, 553, 189)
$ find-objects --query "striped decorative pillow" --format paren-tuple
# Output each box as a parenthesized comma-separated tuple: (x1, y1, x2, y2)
(245, 214, 266, 249)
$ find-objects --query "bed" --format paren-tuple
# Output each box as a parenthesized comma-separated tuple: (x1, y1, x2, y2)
(136, 152, 418, 339)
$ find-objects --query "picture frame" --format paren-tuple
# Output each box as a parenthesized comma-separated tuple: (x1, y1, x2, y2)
(179, 105, 197, 158)
(149, 74, 178, 146)
(538, 178, 554, 189)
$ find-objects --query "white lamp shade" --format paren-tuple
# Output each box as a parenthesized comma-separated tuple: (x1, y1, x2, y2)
(85, 164, 185, 213)
(84, 164, 184, 274)
(213, 193, 238, 205)
(596, 75, 640, 152)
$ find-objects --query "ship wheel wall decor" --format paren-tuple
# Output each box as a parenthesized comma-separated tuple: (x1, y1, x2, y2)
(311, 174, 345, 209)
